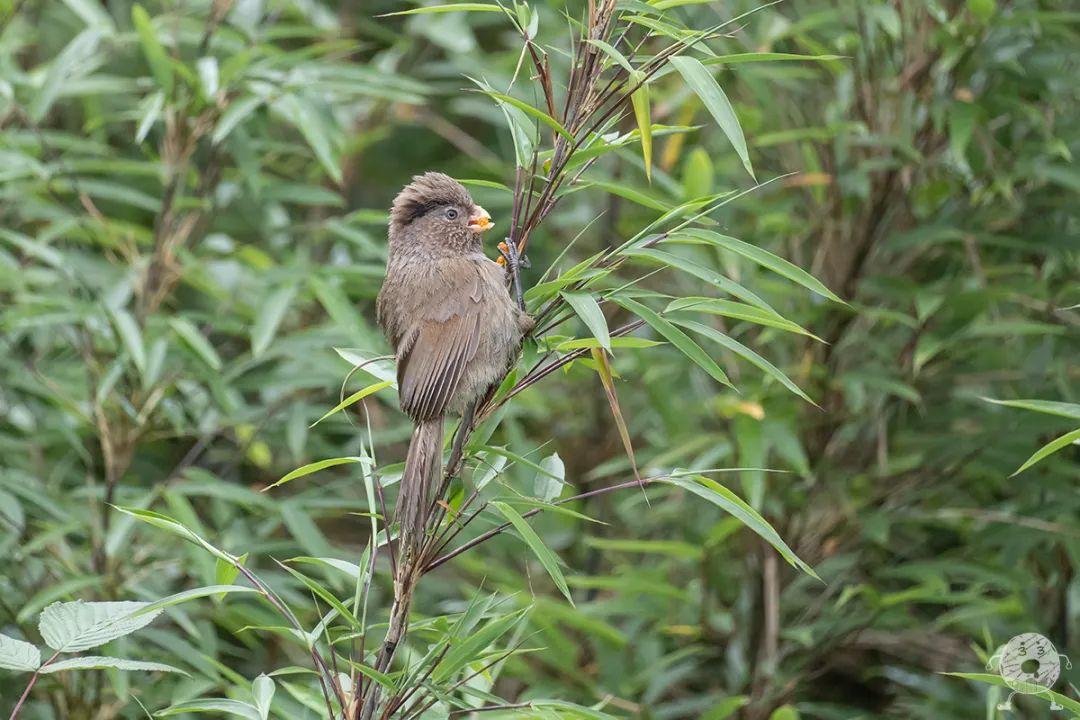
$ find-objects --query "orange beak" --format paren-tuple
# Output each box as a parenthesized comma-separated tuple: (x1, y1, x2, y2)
(468, 207, 493, 233)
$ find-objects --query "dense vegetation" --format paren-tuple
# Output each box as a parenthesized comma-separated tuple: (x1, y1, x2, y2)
(1, 1, 1077, 719)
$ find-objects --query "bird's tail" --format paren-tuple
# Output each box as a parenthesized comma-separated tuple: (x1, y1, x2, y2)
(397, 417, 443, 576)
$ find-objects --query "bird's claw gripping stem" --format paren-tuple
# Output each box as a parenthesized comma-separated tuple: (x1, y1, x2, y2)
(498, 239, 527, 313)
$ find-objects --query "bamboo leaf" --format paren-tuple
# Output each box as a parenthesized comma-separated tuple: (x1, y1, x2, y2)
(380, 3, 503, 15)
(630, 73, 653, 180)
(131, 5, 173, 95)
(264, 456, 373, 491)
(492, 502, 573, 604)
(669, 55, 754, 179)
(613, 297, 733, 389)
(666, 297, 821, 340)
(168, 317, 222, 370)
(561, 291, 610, 352)
(983, 397, 1080, 420)
(591, 348, 642, 488)
(1012, 428, 1080, 476)
(40, 656, 188, 675)
(309, 380, 394, 427)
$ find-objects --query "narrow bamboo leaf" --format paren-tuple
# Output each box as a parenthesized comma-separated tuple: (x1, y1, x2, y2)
(0, 633, 41, 671)
(432, 608, 528, 682)
(700, 52, 844, 66)
(630, 74, 653, 180)
(31, 29, 103, 121)
(673, 319, 815, 405)
(585, 39, 635, 74)
(345, 660, 396, 690)
(675, 229, 844, 303)
(380, 3, 503, 15)
(613, 297, 733, 388)
(941, 673, 1080, 714)
(213, 96, 263, 144)
(492, 502, 573, 604)
(666, 297, 820, 340)
(168, 317, 222, 370)
(264, 456, 372, 491)
(983, 397, 1080, 420)
(482, 91, 573, 139)
(40, 656, 188, 675)
(591, 348, 642, 487)
(271, 95, 342, 185)
(481, 446, 563, 479)
(62, 0, 116, 30)
(131, 5, 173, 95)
(135, 90, 164, 144)
(250, 284, 296, 357)
(158, 699, 262, 719)
(665, 475, 819, 580)
(278, 563, 362, 631)
(1012, 428, 1080, 476)
(109, 307, 146, 375)
(578, 180, 671, 211)
(669, 55, 754, 179)
(310, 380, 393, 427)
(622, 247, 776, 312)
(561, 291, 610, 352)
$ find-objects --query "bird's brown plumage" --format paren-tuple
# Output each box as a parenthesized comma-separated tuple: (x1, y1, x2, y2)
(376, 172, 531, 575)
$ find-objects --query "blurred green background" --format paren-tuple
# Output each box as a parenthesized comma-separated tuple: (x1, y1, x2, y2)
(1, 0, 1077, 718)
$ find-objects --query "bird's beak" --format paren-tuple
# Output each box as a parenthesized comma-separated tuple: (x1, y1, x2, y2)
(468, 207, 493, 233)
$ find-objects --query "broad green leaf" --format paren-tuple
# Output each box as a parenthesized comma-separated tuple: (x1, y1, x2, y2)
(561, 291, 610, 352)
(264, 456, 372, 491)
(40, 656, 188, 675)
(674, 229, 844, 303)
(39, 600, 163, 653)
(1012, 428, 1080, 476)
(252, 675, 275, 720)
(673, 319, 815, 405)
(492, 502, 573, 604)
(0, 633, 41, 672)
(310, 380, 394, 427)
(613, 297, 733, 388)
(665, 475, 819, 580)
(131, 5, 173, 95)
(669, 55, 754, 179)
(250, 284, 296, 357)
(168, 317, 222, 370)
(983, 397, 1080, 420)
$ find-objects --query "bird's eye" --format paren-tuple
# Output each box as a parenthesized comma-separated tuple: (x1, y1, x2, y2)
(445, 208, 459, 220)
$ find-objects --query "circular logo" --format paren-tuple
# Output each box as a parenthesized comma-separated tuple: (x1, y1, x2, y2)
(997, 633, 1061, 695)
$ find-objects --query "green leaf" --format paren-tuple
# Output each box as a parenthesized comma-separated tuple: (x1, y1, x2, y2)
(271, 95, 342, 185)
(264, 456, 372, 491)
(108, 307, 146, 376)
(30, 28, 103, 121)
(942, 673, 1080, 714)
(61, 0, 116, 31)
(432, 608, 529, 682)
(0, 633, 41, 672)
(310, 380, 394, 427)
(983, 397, 1080, 420)
(482, 91, 573, 140)
(252, 675, 275, 720)
(380, 3, 503, 15)
(560, 291, 610, 352)
(131, 5, 173, 95)
(585, 39, 635, 74)
(158, 699, 263, 719)
(673, 319, 815, 405)
(698, 52, 844, 67)
(591, 348, 642, 487)
(250, 284, 296, 357)
(1012, 428, 1080, 476)
(666, 297, 820, 340)
(612, 297, 733, 388)
(492, 502, 573, 604)
(168, 317, 222, 370)
(40, 656, 188, 675)
(674, 229, 844, 303)
(665, 475, 819, 580)
(669, 55, 754, 179)
(38, 600, 163, 653)
(622, 247, 776, 311)
(630, 76, 653, 180)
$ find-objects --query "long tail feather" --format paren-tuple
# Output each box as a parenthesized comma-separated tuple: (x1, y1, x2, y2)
(396, 417, 443, 576)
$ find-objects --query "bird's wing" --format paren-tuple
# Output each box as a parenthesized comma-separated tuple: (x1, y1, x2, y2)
(396, 262, 486, 421)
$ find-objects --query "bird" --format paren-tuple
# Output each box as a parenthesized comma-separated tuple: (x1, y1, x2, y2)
(376, 172, 533, 581)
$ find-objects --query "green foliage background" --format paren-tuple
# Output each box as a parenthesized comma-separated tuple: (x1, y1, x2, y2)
(1, 0, 1077, 718)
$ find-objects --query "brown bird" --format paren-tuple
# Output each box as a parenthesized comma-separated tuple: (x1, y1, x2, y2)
(377, 172, 532, 577)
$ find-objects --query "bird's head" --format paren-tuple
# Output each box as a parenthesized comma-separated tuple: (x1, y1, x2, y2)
(388, 172, 493, 251)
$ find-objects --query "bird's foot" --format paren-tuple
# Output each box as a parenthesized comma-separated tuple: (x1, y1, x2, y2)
(498, 239, 527, 313)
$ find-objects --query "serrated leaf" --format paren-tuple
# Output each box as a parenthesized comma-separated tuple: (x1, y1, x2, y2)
(0, 633, 41, 672)
(669, 55, 754, 179)
(40, 656, 188, 675)
(39, 600, 163, 653)
(492, 502, 573, 604)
